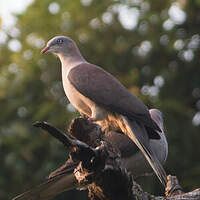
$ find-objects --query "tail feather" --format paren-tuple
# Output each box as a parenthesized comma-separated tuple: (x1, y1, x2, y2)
(12, 172, 79, 200)
(121, 116, 167, 186)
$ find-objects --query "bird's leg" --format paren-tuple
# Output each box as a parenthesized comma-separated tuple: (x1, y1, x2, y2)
(88, 117, 97, 122)
(88, 105, 107, 122)
(80, 112, 89, 119)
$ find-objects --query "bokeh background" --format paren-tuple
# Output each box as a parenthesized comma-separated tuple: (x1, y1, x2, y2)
(0, 0, 200, 199)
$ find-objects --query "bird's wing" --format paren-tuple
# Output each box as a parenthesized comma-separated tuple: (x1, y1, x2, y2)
(68, 63, 160, 139)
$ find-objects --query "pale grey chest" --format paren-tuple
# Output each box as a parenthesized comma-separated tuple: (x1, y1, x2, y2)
(62, 72, 94, 117)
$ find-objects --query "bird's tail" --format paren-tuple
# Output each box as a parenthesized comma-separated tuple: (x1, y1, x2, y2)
(120, 115, 167, 187)
(12, 171, 79, 200)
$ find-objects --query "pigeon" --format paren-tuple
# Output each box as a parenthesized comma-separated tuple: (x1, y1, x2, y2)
(41, 36, 167, 186)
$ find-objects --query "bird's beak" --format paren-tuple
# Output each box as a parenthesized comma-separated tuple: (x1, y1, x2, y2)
(41, 46, 50, 54)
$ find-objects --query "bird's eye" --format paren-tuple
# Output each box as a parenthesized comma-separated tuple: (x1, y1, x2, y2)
(57, 39, 63, 44)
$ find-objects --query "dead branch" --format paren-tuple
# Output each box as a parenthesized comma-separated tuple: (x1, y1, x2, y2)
(35, 118, 200, 200)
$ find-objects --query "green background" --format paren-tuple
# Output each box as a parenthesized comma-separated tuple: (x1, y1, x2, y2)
(1, 0, 200, 199)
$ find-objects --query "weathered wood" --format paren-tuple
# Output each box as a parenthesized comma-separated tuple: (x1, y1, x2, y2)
(35, 118, 200, 200)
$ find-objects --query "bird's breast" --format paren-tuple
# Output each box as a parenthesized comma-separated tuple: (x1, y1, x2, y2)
(62, 73, 94, 117)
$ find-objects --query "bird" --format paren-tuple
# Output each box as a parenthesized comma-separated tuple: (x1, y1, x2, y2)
(12, 109, 168, 200)
(40, 35, 167, 186)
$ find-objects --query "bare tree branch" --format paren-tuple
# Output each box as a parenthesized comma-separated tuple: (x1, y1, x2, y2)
(34, 118, 200, 200)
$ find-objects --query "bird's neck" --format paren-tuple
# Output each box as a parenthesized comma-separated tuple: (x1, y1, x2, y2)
(58, 50, 86, 76)
(59, 49, 85, 69)
(60, 54, 85, 67)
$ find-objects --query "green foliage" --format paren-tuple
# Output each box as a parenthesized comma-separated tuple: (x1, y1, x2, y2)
(1, 0, 200, 199)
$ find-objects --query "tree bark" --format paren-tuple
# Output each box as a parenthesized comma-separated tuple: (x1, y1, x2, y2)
(35, 118, 200, 200)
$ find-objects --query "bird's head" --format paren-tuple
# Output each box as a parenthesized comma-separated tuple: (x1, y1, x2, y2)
(41, 36, 73, 55)
(149, 109, 164, 129)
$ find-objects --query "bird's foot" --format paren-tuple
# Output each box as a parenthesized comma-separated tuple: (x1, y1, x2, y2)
(88, 117, 96, 122)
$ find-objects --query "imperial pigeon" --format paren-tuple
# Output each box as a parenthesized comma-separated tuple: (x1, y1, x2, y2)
(41, 36, 167, 185)
(12, 109, 168, 200)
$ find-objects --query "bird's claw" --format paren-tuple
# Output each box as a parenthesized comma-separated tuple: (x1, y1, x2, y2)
(88, 117, 96, 122)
